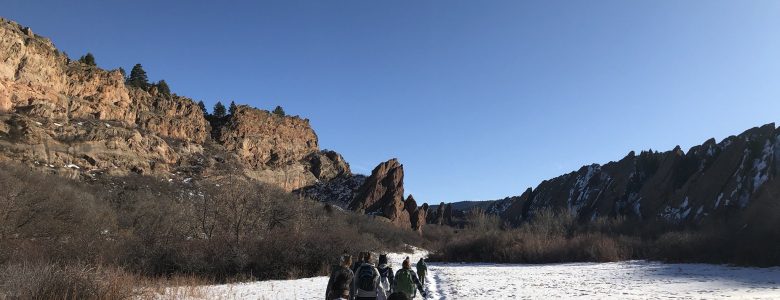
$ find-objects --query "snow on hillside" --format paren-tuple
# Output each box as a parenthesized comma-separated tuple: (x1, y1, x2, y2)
(154, 248, 780, 299)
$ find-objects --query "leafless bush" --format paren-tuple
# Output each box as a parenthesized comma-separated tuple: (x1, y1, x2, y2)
(430, 209, 635, 263)
(0, 161, 427, 288)
(0, 262, 139, 300)
(464, 208, 502, 232)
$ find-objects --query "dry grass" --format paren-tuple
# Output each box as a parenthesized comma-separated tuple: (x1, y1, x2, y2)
(430, 209, 639, 264)
(0, 262, 216, 300)
(0, 263, 138, 300)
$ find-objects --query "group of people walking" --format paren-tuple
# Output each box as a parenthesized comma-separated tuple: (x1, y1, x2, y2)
(326, 251, 428, 300)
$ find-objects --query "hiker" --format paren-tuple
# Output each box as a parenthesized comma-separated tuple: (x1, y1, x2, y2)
(326, 254, 355, 300)
(377, 254, 395, 296)
(415, 258, 427, 286)
(393, 257, 426, 299)
(352, 251, 367, 274)
(353, 252, 387, 300)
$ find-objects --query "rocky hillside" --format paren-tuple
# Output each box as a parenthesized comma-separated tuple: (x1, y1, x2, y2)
(0, 17, 432, 232)
(462, 123, 779, 227)
(0, 17, 347, 189)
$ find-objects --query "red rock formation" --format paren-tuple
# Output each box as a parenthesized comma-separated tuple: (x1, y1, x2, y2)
(405, 195, 427, 232)
(217, 106, 318, 168)
(0, 18, 350, 191)
(350, 159, 412, 227)
(134, 89, 210, 144)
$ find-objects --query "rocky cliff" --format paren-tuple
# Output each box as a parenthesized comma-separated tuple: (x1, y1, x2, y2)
(0, 17, 429, 232)
(0, 18, 349, 191)
(405, 195, 427, 232)
(349, 159, 410, 227)
(482, 123, 779, 226)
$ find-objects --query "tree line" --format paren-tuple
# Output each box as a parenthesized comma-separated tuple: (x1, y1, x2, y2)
(198, 100, 286, 119)
(76, 52, 287, 118)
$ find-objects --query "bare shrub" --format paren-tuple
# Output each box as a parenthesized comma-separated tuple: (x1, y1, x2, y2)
(430, 209, 635, 264)
(0, 263, 138, 300)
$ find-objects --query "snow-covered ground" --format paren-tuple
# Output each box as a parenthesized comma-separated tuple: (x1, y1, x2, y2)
(156, 249, 428, 300)
(428, 261, 780, 299)
(156, 248, 780, 299)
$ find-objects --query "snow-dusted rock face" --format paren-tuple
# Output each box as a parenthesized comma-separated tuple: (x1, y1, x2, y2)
(296, 174, 367, 208)
(0, 18, 352, 193)
(492, 123, 780, 225)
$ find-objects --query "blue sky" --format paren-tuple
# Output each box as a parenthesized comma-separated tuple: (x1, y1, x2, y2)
(6, 1, 780, 204)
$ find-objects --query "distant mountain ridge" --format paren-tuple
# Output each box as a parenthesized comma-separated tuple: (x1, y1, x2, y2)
(431, 123, 779, 228)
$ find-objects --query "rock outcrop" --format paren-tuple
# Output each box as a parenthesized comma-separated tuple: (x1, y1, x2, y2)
(0, 18, 352, 193)
(350, 159, 408, 224)
(405, 195, 427, 232)
(0, 20, 137, 124)
(217, 106, 318, 168)
(134, 89, 210, 143)
(0, 115, 179, 178)
(295, 174, 367, 208)
(429, 202, 446, 225)
(308, 150, 351, 182)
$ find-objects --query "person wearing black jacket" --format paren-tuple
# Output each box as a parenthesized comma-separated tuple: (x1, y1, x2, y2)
(326, 254, 355, 300)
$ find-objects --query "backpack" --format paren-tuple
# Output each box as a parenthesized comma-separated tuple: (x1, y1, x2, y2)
(395, 269, 415, 297)
(417, 260, 427, 274)
(378, 266, 391, 292)
(356, 264, 376, 292)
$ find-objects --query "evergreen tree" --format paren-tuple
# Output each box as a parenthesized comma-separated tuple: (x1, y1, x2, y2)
(78, 53, 96, 66)
(197, 101, 208, 116)
(155, 80, 171, 96)
(118, 67, 127, 79)
(213, 101, 227, 118)
(229, 101, 238, 115)
(126, 64, 149, 89)
(272, 105, 285, 117)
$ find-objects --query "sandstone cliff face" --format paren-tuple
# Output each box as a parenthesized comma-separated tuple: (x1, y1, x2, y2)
(489, 123, 780, 226)
(66, 64, 134, 123)
(214, 106, 343, 191)
(0, 18, 352, 194)
(0, 115, 179, 178)
(0, 19, 135, 124)
(0, 20, 67, 114)
(350, 159, 408, 225)
(133, 89, 210, 144)
(218, 106, 318, 168)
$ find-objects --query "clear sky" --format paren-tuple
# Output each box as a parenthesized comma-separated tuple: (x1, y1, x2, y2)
(5, 1, 780, 204)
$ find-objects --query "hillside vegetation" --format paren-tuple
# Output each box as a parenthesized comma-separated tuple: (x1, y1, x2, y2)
(0, 163, 424, 299)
